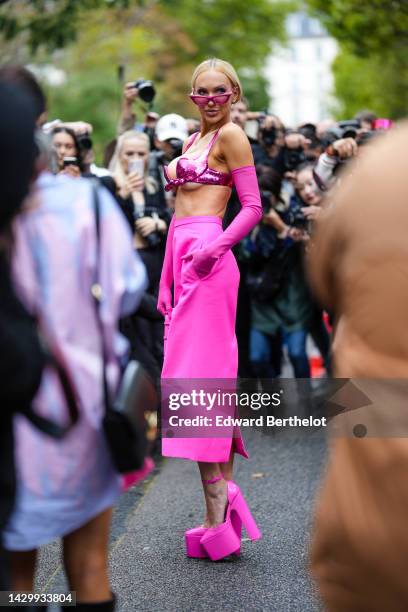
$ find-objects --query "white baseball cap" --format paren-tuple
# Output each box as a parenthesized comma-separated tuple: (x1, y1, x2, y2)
(155, 113, 188, 142)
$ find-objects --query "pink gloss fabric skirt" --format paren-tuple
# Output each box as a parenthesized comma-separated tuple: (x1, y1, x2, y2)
(161, 215, 248, 462)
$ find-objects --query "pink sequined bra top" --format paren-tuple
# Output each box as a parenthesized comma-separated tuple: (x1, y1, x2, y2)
(163, 128, 233, 191)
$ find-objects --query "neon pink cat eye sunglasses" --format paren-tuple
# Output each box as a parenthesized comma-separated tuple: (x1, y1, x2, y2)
(189, 91, 234, 107)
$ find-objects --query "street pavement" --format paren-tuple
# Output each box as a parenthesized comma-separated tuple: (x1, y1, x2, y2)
(36, 424, 327, 612)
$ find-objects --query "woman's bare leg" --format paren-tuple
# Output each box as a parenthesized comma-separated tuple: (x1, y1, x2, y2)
(198, 462, 227, 528)
(220, 446, 235, 481)
(9, 549, 37, 591)
(63, 508, 112, 602)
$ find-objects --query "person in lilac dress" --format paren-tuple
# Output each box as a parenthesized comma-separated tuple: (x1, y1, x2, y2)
(3, 170, 146, 611)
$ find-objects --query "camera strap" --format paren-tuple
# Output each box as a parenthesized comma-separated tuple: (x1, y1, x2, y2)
(89, 179, 113, 414)
(24, 330, 80, 438)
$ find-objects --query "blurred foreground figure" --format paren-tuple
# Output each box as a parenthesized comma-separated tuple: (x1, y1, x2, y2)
(0, 82, 43, 589)
(308, 124, 408, 610)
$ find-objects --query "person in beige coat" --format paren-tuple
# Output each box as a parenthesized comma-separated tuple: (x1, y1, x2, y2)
(307, 122, 408, 612)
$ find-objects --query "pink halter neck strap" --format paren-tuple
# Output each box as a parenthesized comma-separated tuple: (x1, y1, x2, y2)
(184, 129, 221, 158)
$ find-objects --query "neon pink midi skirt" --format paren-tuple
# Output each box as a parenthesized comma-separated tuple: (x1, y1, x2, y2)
(161, 215, 249, 462)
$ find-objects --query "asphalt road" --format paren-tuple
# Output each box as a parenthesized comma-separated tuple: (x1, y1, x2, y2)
(36, 424, 327, 612)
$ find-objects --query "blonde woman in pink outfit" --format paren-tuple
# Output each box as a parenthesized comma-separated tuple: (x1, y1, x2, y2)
(157, 58, 262, 561)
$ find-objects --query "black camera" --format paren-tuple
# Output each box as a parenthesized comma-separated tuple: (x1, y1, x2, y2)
(133, 207, 161, 248)
(133, 79, 156, 104)
(322, 119, 360, 147)
(150, 137, 183, 167)
(167, 138, 183, 158)
(63, 156, 80, 168)
(76, 132, 93, 151)
(356, 130, 378, 147)
(286, 199, 308, 230)
(260, 125, 277, 147)
(260, 190, 274, 213)
(283, 147, 306, 172)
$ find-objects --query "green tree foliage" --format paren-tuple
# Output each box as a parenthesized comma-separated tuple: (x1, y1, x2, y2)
(160, 0, 290, 70)
(44, 6, 160, 159)
(45, 71, 121, 161)
(332, 45, 408, 119)
(240, 71, 271, 111)
(305, 0, 408, 118)
(1, 0, 294, 160)
(0, 0, 292, 62)
(305, 0, 408, 57)
(0, 0, 135, 52)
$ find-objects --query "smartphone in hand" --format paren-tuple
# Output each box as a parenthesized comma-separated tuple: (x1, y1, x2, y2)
(128, 158, 144, 176)
(63, 156, 80, 168)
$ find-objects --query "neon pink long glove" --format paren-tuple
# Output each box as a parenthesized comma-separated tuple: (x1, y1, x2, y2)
(157, 214, 175, 315)
(182, 165, 262, 277)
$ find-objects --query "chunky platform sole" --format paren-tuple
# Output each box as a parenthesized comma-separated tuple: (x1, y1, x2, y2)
(200, 482, 261, 561)
(185, 513, 243, 559)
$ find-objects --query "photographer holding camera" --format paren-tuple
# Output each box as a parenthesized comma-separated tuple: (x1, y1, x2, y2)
(254, 114, 312, 180)
(51, 126, 85, 177)
(314, 123, 359, 193)
(247, 163, 321, 379)
(50, 125, 120, 201)
(109, 130, 170, 381)
(118, 79, 158, 145)
(223, 104, 312, 377)
(312, 118, 387, 194)
(148, 113, 189, 210)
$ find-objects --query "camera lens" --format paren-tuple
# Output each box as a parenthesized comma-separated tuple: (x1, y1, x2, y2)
(146, 232, 161, 248)
(167, 138, 183, 159)
(134, 79, 156, 104)
(78, 136, 93, 150)
(261, 127, 277, 147)
(283, 148, 306, 172)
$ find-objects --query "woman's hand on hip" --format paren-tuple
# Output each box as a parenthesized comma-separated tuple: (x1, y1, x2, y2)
(181, 248, 219, 278)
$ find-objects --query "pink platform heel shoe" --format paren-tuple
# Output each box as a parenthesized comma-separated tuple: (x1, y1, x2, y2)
(185, 516, 243, 558)
(199, 480, 261, 561)
(185, 525, 208, 558)
(185, 475, 243, 559)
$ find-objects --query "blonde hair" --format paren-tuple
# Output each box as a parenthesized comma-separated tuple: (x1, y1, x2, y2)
(109, 131, 157, 194)
(191, 58, 242, 101)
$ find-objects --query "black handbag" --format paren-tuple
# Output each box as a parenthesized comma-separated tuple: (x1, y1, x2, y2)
(90, 181, 157, 473)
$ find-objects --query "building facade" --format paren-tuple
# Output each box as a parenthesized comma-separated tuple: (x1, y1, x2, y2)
(265, 12, 338, 127)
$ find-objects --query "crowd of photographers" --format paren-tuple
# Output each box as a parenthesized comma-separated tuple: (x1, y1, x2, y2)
(109, 80, 391, 383)
(35, 75, 395, 384)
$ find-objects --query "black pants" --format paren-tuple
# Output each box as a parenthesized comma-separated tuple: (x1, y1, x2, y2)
(121, 313, 163, 384)
(120, 246, 164, 386)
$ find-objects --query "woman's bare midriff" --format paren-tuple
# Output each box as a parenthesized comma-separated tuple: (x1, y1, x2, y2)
(175, 182, 231, 219)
